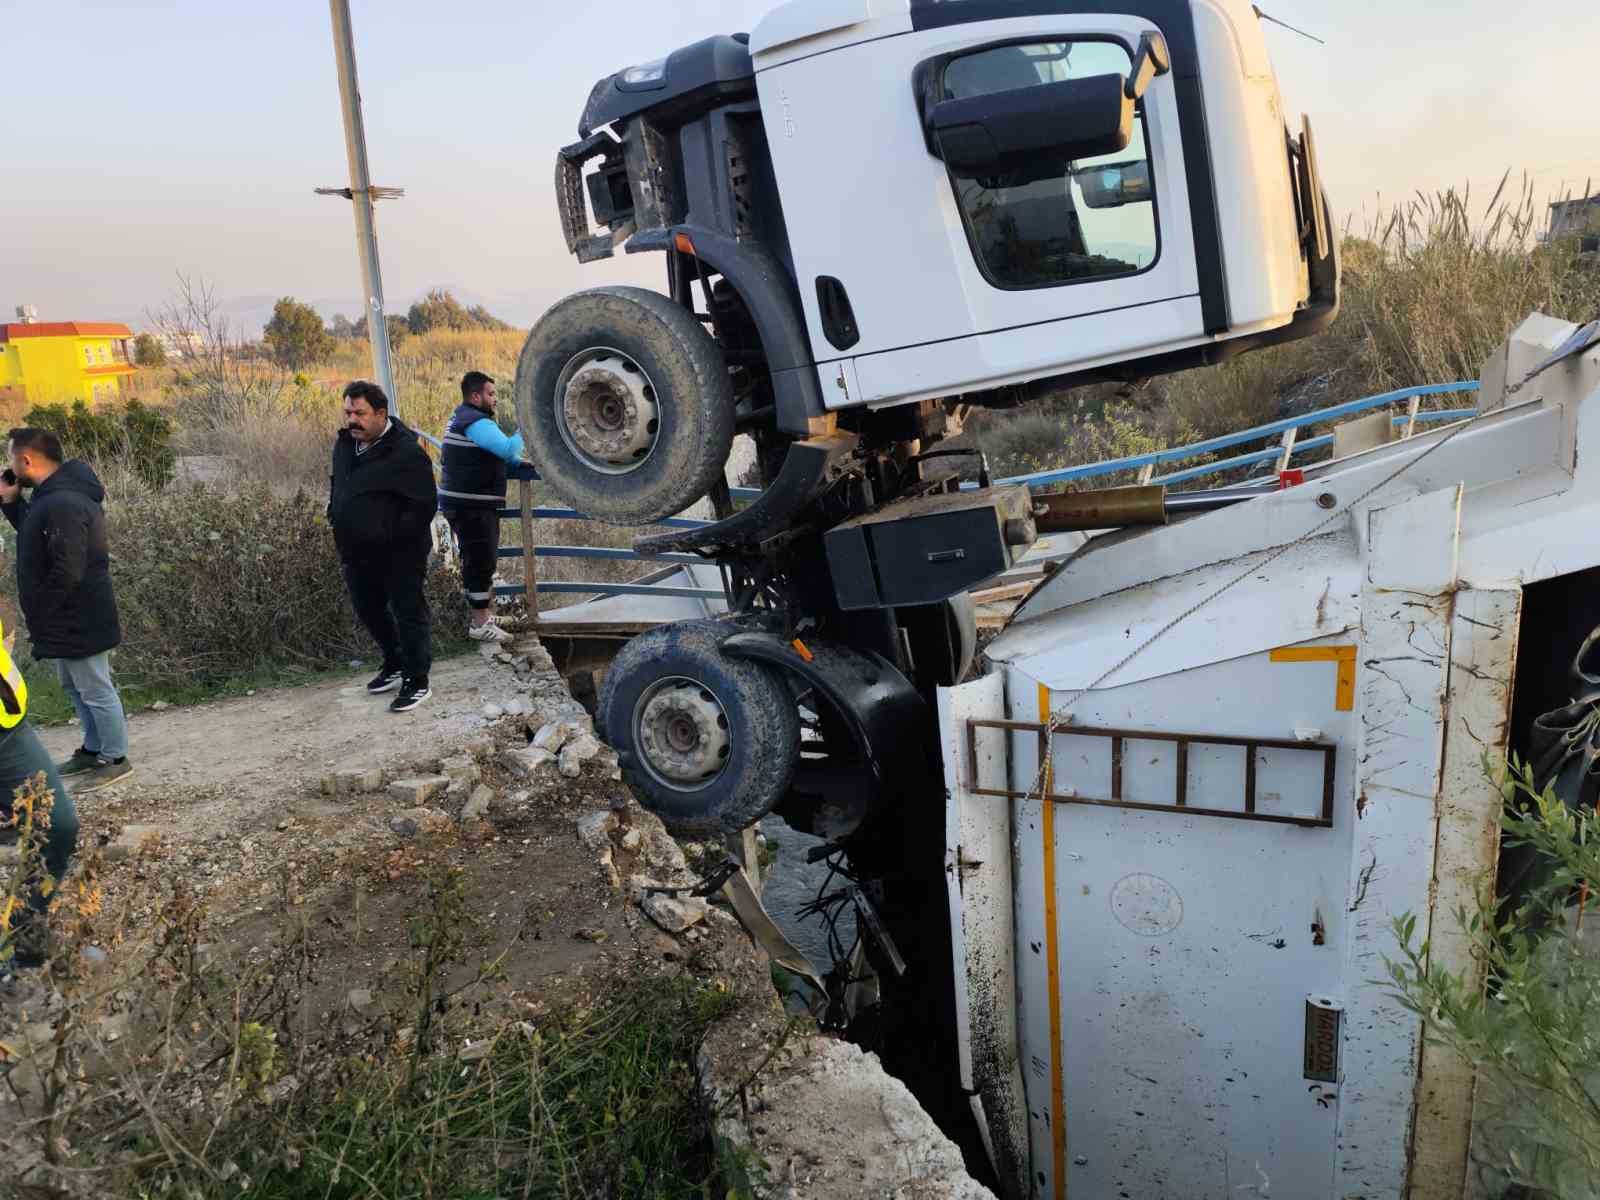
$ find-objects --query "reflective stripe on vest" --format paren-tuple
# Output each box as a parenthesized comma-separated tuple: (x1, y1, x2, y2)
(439, 404, 508, 509)
(0, 622, 28, 728)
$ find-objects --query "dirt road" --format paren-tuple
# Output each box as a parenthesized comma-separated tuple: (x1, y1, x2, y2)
(37, 649, 523, 815)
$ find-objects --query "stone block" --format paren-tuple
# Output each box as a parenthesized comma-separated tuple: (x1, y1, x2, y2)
(641, 892, 709, 934)
(104, 824, 162, 863)
(386, 776, 450, 805)
(559, 733, 603, 779)
(533, 721, 581, 753)
(575, 810, 617, 853)
(500, 747, 556, 779)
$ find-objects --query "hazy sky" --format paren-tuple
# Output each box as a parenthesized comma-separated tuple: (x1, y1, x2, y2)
(2, 1, 1596, 330)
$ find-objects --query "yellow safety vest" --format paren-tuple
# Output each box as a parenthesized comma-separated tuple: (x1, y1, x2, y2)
(0, 619, 27, 729)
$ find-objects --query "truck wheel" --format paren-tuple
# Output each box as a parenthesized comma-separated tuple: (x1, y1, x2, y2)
(516, 286, 736, 525)
(600, 620, 800, 836)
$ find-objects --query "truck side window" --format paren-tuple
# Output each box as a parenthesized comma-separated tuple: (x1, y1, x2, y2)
(942, 40, 1158, 290)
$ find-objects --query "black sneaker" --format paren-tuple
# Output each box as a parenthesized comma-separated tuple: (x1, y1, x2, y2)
(74, 757, 134, 795)
(366, 666, 402, 695)
(389, 678, 431, 713)
(57, 746, 100, 776)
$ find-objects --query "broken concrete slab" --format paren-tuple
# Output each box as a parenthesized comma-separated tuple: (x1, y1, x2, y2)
(641, 892, 708, 934)
(386, 776, 451, 805)
(708, 1037, 997, 1200)
(575, 810, 617, 853)
(636, 820, 689, 876)
(322, 766, 385, 797)
(438, 756, 479, 788)
(500, 747, 556, 779)
(559, 733, 603, 778)
(532, 720, 582, 753)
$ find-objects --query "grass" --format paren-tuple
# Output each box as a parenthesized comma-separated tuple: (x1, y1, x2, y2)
(1, 631, 764, 1200)
(2, 833, 747, 1200)
(169, 975, 737, 1200)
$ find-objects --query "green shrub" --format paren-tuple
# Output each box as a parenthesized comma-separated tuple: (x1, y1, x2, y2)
(22, 398, 176, 491)
(51, 485, 466, 688)
(1388, 758, 1600, 1198)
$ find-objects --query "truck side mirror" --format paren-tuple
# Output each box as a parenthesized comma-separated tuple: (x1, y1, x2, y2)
(1073, 159, 1152, 209)
(1125, 31, 1171, 101)
(925, 73, 1133, 186)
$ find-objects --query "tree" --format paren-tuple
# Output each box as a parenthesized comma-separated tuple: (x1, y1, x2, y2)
(263, 297, 335, 370)
(329, 313, 356, 339)
(406, 288, 512, 335)
(466, 304, 511, 332)
(407, 288, 470, 335)
(132, 333, 166, 367)
(352, 313, 410, 348)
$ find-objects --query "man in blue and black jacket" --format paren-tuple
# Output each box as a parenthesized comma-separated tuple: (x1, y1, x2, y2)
(439, 371, 523, 643)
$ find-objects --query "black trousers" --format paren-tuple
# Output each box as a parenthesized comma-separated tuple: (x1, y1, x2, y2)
(445, 507, 500, 612)
(343, 546, 432, 681)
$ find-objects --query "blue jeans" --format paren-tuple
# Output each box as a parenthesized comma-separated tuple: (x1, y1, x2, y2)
(0, 719, 78, 913)
(53, 653, 128, 761)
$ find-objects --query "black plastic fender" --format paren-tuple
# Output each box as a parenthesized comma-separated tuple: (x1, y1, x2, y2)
(721, 631, 930, 791)
(628, 224, 825, 435)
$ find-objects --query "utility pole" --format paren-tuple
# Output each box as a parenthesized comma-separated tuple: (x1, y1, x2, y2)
(318, 0, 403, 415)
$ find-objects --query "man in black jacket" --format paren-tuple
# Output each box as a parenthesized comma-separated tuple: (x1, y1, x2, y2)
(329, 381, 438, 713)
(0, 428, 132, 792)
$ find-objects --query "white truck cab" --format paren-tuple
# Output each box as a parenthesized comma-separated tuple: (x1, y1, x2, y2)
(522, 0, 1335, 527)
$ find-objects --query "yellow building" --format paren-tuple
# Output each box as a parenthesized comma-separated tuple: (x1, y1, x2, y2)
(0, 321, 137, 407)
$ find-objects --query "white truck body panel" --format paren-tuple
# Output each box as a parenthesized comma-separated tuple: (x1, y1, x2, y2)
(940, 314, 1600, 1198)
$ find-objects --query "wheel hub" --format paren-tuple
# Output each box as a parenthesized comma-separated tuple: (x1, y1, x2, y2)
(636, 680, 730, 786)
(559, 352, 659, 472)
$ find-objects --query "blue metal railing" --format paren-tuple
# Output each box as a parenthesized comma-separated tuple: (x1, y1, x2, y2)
(417, 381, 1481, 609)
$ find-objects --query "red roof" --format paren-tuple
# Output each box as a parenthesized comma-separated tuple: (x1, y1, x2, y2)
(0, 322, 133, 342)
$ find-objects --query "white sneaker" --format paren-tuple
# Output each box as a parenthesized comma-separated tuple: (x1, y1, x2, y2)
(468, 622, 513, 643)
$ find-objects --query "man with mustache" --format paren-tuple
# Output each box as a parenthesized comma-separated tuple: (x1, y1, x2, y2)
(327, 381, 438, 713)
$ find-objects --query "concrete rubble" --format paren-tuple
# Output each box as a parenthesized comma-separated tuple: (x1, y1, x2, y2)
(704, 1034, 997, 1200)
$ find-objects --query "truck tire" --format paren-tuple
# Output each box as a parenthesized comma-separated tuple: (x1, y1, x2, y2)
(600, 620, 800, 836)
(516, 286, 736, 525)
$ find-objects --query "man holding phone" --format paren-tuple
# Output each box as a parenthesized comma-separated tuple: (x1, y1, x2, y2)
(0, 428, 132, 792)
